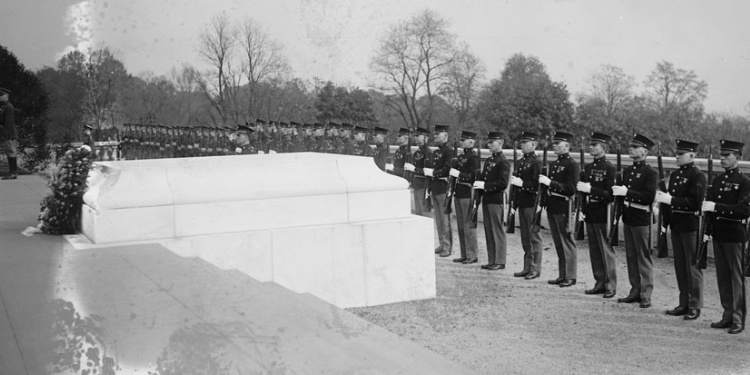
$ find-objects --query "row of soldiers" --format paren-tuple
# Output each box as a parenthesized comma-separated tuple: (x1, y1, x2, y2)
(118, 120, 393, 161)
(383, 125, 748, 336)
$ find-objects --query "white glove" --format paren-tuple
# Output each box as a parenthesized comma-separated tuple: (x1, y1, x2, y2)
(269, 150, 277, 154)
(655, 191, 672, 205)
(235, 147, 242, 153)
(258, 151, 265, 155)
(612, 185, 628, 196)
(404, 163, 415, 172)
(423, 168, 434, 177)
(538, 175, 551, 186)
(449, 168, 460, 178)
(385, 163, 394, 171)
(702, 201, 716, 212)
(510, 176, 523, 187)
(576, 182, 591, 193)
(473, 181, 485, 190)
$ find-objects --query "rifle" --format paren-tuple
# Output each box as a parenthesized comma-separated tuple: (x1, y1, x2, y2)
(743, 221, 750, 277)
(469, 143, 482, 228)
(574, 136, 587, 240)
(444, 131, 459, 214)
(608, 141, 623, 245)
(531, 135, 549, 232)
(695, 145, 713, 269)
(506, 141, 519, 233)
(656, 142, 669, 258)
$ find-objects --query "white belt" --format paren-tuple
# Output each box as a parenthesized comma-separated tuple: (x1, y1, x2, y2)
(549, 192, 570, 201)
(625, 201, 649, 211)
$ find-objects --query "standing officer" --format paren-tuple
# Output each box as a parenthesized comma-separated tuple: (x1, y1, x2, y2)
(372, 127, 389, 171)
(539, 131, 580, 287)
(656, 140, 706, 320)
(450, 131, 480, 264)
(424, 124, 454, 257)
(0, 87, 17, 180)
(577, 132, 617, 298)
(386, 128, 410, 179)
(83, 124, 95, 148)
(404, 127, 431, 216)
(473, 131, 510, 270)
(352, 126, 372, 156)
(509, 132, 543, 279)
(614, 133, 657, 309)
(702, 139, 749, 334)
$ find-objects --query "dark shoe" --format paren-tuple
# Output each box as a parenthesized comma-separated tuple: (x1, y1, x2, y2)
(434, 247, 442, 254)
(684, 309, 700, 320)
(1, 174, 17, 180)
(711, 320, 732, 329)
(639, 298, 651, 308)
(617, 295, 641, 303)
(524, 272, 540, 280)
(462, 258, 478, 264)
(453, 257, 467, 263)
(514, 270, 530, 277)
(438, 252, 452, 258)
(480, 264, 492, 269)
(665, 306, 689, 316)
(487, 264, 505, 270)
(729, 324, 744, 334)
(603, 290, 616, 299)
(548, 277, 564, 285)
(585, 288, 606, 295)
(559, 279, 577, 288)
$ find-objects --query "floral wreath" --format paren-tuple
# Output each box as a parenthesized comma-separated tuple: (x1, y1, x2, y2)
(38, 146, 94, 234)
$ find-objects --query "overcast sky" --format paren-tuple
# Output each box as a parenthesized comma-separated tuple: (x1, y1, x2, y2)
(2, 0, 749, 114)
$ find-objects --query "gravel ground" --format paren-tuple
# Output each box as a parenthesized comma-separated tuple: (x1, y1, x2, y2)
(348, 218, 750, 375)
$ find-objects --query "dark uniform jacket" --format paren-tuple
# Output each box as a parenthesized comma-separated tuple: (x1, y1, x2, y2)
(454, 148, 480, 199)
(480, 151, 510, 205)
(622, 160, 657, 227)
(353, 141, 372, 157)
(708, 167, 750, 243)
(388, 144, 409, 180)
(665, 162, 706, 232)
(411, 144, 431, 190)
(374, 142, 389, 171)
(428, 143, 453, 195)
(515, 152, 541, 208)
(583, 156, 615, 223)
(546, 152, 579, 215)
(0, 101, 16, 140)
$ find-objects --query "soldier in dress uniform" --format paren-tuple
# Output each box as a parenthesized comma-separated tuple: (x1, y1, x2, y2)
(450, 131, 480, 264)
(83, 124, 95, 148)
(702, 139, 749, 334)
(473, 131, 510, 270)
(424, 124, 454, 257)
(372, 126, 389, 171)
(614, 133, 657, 309)
(352, 126, 372, 156)
(340, 123, 355, 155)
(509, 131, 544, 279)
(576, 132, 617, 298)
(539, 131, 580, 288)
(386, 128, 410, 179)
(234, 125, 257, 154)
(404, 127, 431, 216)
(657, 139, 706, 320)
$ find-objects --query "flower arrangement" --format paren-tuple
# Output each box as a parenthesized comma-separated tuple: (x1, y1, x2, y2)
(38, 146, 94, 235)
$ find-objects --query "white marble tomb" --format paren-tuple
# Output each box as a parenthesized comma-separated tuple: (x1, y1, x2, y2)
(77, 153, 436, 308)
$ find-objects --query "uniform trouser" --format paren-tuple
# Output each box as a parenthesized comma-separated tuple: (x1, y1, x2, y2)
(587, 222, 617, 292)
(713, 241, 746, 325)
(431, 192, 452, 254)
(548, 212, 577, 279)
(412, 188, 427, 216)
(483, 203, 506, 265)
(455, 197, 478, 260)
(671, 230, 703, 309)
(624, 225, 654, 299)
(519, 206, 543, 273)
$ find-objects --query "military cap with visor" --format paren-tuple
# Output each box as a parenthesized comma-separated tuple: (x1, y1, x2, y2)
(630, 133, 655, 149)
(720, 140, 744, 156)
(675, 139, 699, 154)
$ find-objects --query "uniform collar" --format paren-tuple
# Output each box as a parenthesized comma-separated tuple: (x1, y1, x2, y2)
(726, 167, 739, 175)
(632, 160, 646, 167)
(524, 151, 536, 158)
(557, 152, 570, 159)
(678, 162, 694, 170)
(594, 156, 606, 164)
(463, 148, 474, 154)
(492, 151, 503, 157)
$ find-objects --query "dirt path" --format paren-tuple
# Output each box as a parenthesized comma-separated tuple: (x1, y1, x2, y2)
(349, 224, 750, 375)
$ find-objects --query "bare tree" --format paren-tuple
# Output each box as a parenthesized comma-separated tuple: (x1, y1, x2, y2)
(444, 42, 485, 130)
(197, 12, 242, 126)
(370, 9, 457, 130)
(584, 64, 636, 119)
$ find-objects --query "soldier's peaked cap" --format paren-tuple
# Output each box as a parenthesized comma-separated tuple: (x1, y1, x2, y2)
(328, 121, 340, 127)
(398, 128, 410, 136)
(372, 126, 388, 135)
(313, 122, 325, 129)
(518, 131, 539, 142)
(289, 121, 301, 126)
(590, 132, 612, 144)
(414, 127, 429, 135)
(84, 124, 93, 130)
(630, 133, 655, 149)
(237, 125, 253, 133)
(433, 124, 450, 133)
(675, 139, 699, 153)
(720, 140, 744, 155)
(552, 131, 574, 143)
(0, 87, 11, 95)
(353, 125, 369, 133)
(487, 131, 505, 140)
(460, 131, 477, 139)
(341, 122, 354, 130)
(255, 119, 266, 124)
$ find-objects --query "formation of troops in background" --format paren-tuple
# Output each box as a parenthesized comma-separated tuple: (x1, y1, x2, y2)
(115, 119, 748, 335)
